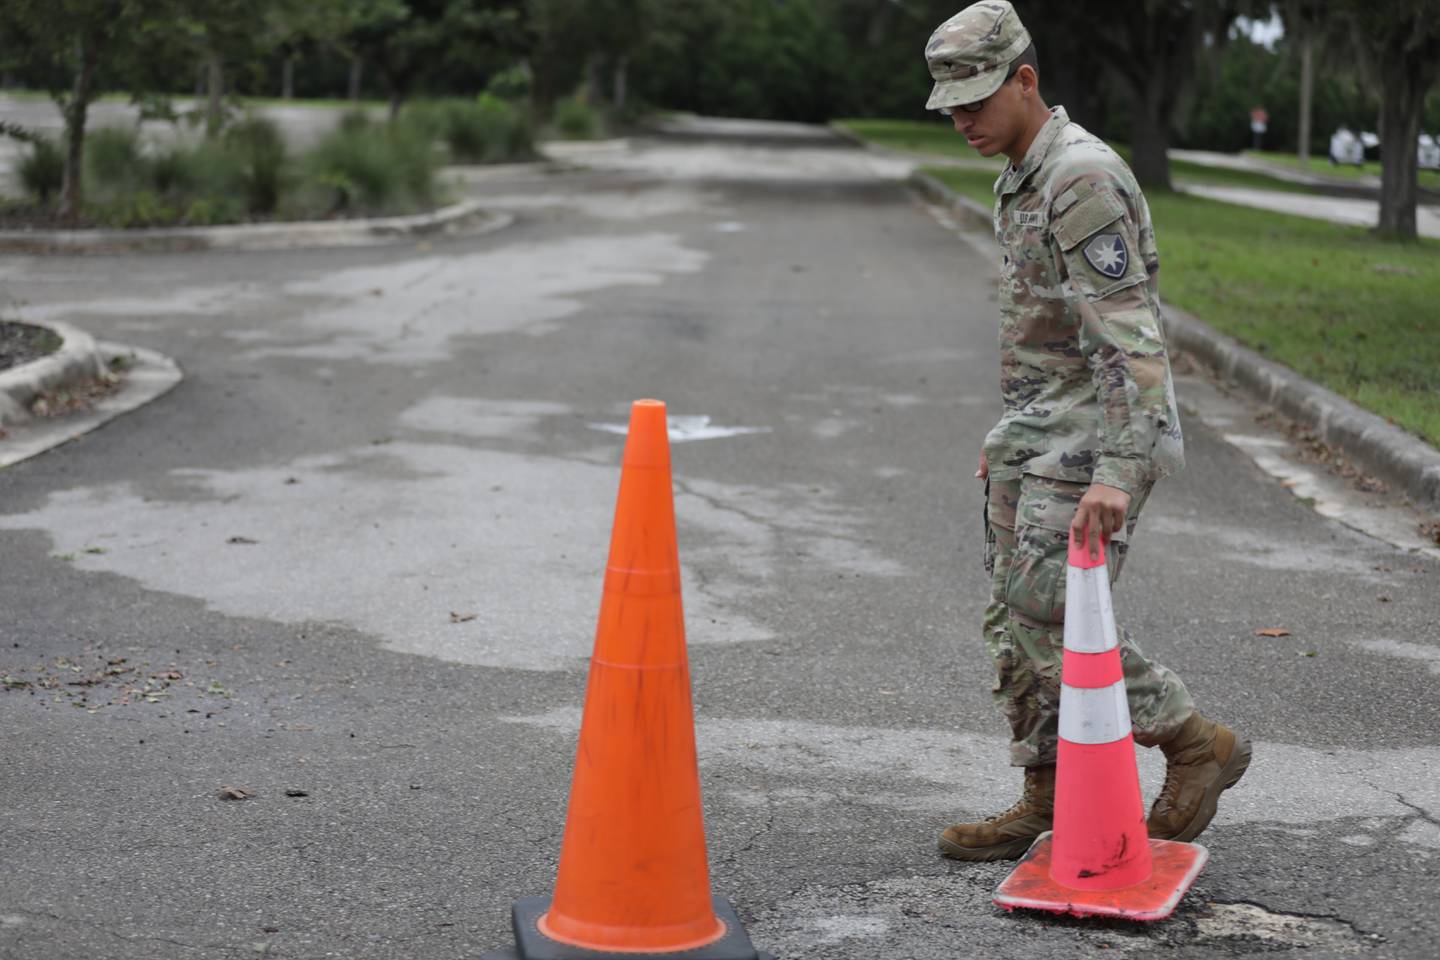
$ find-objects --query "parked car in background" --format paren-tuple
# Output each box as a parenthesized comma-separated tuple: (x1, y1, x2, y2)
(1330, 126, 1365, 166)
(1419, 134, 1440, 172)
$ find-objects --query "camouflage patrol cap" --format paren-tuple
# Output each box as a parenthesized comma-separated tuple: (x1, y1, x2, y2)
(925, 1, 1032, 112)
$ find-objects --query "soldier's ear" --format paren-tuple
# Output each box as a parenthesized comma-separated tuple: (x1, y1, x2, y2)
(1015, 64, 1039, 97)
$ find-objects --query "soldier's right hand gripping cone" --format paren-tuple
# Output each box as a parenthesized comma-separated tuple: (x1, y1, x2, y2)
(993, 529, 1210, 922)
(482, 400, 774, 960)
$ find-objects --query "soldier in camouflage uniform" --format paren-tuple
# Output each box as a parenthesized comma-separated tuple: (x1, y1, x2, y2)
(924, 1, 1252, 861)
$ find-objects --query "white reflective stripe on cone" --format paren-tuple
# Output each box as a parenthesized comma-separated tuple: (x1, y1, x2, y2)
(1062, 562, 1118, 655)
(1058, 679, 1131, 745)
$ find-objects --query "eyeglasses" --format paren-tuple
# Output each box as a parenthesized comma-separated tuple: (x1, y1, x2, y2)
(938, 61, 1021, 116)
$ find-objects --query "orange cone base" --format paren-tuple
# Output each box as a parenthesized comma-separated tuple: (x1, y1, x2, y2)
(994, 833, 1209, 922)
(480, 897, 775, 960)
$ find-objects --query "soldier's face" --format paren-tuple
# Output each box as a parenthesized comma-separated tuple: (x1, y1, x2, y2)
(949, 72, 1025, 158)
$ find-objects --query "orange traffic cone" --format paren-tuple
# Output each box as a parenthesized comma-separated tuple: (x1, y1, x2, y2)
(993, 529, 1209, 921)
(483, 400, 774, 960)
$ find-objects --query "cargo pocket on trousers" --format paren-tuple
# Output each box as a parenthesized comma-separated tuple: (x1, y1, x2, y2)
(1003, 523, 1068, 625)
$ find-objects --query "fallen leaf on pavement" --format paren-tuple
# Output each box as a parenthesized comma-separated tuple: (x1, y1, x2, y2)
(218, 785, 252, 801)
(1254, 628, 1291, 637)
(450, 611, 477, 623)
(284, 789, 309, 798)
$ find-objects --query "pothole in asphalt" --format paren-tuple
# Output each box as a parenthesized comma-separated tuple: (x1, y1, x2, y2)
(1194, 901, 1381, 952)
(747, 876, 1382, 956)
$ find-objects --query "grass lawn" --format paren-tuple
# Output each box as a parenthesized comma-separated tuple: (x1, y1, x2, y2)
(835, 119, 1318, 194)
(1246, 150, 1440, 193)
(922, 163, 1440, 448)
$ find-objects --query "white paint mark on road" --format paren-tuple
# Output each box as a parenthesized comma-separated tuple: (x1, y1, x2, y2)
(811, 418, 854, 439)
(241, 233, 708, 364)
(588, 415, 771, 443)
(1400, 820, 1440, 849)
(0, 441, 772, 671)
(1352, 638, 1440, 675)
(1145, 515, 1392, 581)
(1177, 373, 1440, 559)
(811, 916, 889, 946)
(480, 185, 719, 221)
(400, 397, 574, 439)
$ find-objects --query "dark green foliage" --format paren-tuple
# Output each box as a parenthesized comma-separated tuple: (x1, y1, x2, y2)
(85, 126, 146, 192)
(304, 123, 437, 213)
(224, 114, 288, 214)
(485, 63, 531, 102)
(631, 0, 844, 123)
(400, 96, 534, 163)
(551, 94, 603, 140)
(19, 136, 65, 203)
(339, 108, 375, 134)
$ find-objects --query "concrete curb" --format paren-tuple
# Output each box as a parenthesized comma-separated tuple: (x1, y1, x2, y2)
(0, 321, 106, 426)
(0, 199, 514, 255)
(0, 339, 183, 469)
(906, 168, 1440, 513)
(1163, 310, 1440, 511)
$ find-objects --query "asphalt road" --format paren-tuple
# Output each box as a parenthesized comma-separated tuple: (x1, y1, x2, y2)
(2, 119, 1438, 960)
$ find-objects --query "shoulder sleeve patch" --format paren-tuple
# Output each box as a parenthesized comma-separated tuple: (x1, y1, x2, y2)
(1051, 189, 1126, 251)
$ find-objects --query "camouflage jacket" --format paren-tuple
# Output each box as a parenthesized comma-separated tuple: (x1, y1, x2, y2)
(984, 106, 1184, 495)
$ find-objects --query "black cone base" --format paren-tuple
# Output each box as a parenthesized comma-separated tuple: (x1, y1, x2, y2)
(480, 896, 775, 960)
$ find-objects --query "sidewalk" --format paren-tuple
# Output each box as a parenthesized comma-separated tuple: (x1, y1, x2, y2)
(1178, 183, 1440, 239)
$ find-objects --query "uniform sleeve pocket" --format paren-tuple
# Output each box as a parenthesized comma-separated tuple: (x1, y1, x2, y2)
(1051, 191, 1125, 251)
(1053, 190, 1146, 301)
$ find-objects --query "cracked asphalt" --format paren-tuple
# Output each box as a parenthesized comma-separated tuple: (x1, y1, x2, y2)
(1, 118, 1438, 959)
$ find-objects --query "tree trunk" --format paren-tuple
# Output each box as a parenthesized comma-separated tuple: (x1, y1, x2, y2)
(531, 55, 555, 118)
(205, 52, 224, 137)
(1297, 35, 1314, 166)
(281, 54, 296, 100)
(1128, 83, 1173, 190)
(1375, 61, 1424, 239)
(59, 36, 100, 221)
(347, 57, 363, 102)
(612, 55, 628, 113)
(584, 54, 604, 106)
(387, 85, 403, 123)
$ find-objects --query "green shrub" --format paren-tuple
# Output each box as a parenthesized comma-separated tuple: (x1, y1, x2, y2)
(86, 126, 146, 192)
(89, 190, 173, 228)
(19, 137, 63, 204)
(486, 63, 532, 102)
(149, 145, 198, 196)
(182, 141, 245, 201)
(305, 125, 437, 214)
(338, 108, 373, 134)
(181, 195, 245, 226)
(224, 115, 288, 215)
(472, 93, 534, 161)
(553, 93, 605, 140)
(448, 96, 532, 162)
(397, 101, 447, 142)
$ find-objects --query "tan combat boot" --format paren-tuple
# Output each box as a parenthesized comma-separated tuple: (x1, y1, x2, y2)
(1147, 713, 1252, 842)
(939, 765, 1054, 861)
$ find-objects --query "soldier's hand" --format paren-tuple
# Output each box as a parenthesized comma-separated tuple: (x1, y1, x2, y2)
(975, 450, 989, 481)
(1070, 483, 1132, 561)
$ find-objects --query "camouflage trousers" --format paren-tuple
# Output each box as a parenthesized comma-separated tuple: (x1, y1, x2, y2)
(984, 475, 1195, 767)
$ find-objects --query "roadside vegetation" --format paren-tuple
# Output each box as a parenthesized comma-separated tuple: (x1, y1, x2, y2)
(919, 162, 1440, 448)
(2, 91, 564, 229)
